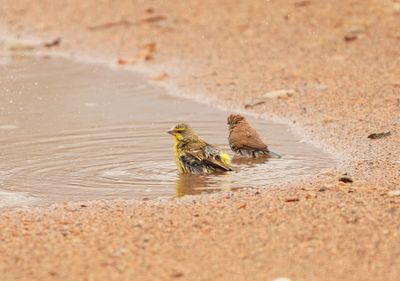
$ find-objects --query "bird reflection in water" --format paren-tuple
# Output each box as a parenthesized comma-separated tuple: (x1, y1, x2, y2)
(175, 156, 271, 197)
(175, 173, 234, 197)
(231, 155, 271, 167)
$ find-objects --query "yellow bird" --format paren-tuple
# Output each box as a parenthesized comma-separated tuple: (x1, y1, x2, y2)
(167, 123, 232, 174)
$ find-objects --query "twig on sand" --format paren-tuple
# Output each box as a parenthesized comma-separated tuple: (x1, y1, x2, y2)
(140, 15, 166, 23)
(367, 131, 391, 139)
(88, 15, 166, 31)
(44, 37, 62, 48)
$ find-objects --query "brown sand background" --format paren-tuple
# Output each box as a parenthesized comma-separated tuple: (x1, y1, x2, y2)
(0, 1, 399, 280)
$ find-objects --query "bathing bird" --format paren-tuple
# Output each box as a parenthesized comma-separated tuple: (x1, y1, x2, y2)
(227, 114, 281, 158)
(168, 123, 233, 174)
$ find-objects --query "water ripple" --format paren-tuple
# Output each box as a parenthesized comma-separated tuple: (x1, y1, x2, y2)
(0, 57, 336, 206)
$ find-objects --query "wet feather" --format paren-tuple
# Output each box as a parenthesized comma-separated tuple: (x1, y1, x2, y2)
(227, 114, 281, 158)
(169, 123, 232, 174)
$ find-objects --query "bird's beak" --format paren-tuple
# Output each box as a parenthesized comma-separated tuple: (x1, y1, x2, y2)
(167, 129, 175, 135)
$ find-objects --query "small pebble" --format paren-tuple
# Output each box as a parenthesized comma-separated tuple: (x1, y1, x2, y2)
(319, 186, 328, 192)
(305, 193, 317, 199)
(387, 190, 400, 197)
(344, 27, 364, 42)
(339, 176, 353, 183)
(394, 3, 400, 13)
(171, 272, 184, 278)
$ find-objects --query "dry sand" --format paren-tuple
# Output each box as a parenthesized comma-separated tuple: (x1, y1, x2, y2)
(0, 1, 399, 280)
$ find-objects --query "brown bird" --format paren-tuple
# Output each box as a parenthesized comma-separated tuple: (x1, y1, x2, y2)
(227, 114, 281, 158)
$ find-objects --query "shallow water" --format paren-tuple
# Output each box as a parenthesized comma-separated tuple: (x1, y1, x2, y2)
(0, 57, 335, 208)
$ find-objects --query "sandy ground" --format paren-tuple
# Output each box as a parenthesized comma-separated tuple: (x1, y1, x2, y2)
(0, 1, 399, 280)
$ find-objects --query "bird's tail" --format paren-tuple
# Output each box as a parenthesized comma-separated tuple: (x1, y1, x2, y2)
(267, 150, 282, 158)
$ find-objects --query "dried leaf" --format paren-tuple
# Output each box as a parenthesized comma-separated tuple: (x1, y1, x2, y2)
(238, 203, 247, 209)
(137, 42, 157, 61)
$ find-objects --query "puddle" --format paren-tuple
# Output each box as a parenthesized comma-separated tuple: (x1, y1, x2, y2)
(0, 56, 335, 208)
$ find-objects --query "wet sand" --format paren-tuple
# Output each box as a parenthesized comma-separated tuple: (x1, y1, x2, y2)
(0, 1, 399, 280)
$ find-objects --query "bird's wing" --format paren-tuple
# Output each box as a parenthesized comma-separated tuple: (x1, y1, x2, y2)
(186, 142, 231, 171)
(230, 123, 268, 150)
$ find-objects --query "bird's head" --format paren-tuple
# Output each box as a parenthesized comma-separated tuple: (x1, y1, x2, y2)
(168, 123, 197, 141)
(227, 114, 245, 130)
